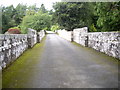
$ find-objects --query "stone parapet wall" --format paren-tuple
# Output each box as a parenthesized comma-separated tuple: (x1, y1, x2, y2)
(73, 27, 88, 46)
(88, 32, 120, 59)
(28, 28, 37, 48)
(37, 30, 45, 43)
(57, 27, 120, 59)
(0, 34, 28, 68)
(0, 28, 45, 69)
(57, 29, 72, 41)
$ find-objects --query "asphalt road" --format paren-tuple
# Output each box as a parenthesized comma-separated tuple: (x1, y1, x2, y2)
(3, 33, 119, 88)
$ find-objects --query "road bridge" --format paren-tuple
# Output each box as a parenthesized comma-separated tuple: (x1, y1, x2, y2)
(2, 32, 119, 88)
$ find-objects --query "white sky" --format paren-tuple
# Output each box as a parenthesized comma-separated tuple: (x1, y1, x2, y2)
(1, 0, 61, 10)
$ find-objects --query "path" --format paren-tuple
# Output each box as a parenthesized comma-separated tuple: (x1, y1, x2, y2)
(3, 33, 119, 88)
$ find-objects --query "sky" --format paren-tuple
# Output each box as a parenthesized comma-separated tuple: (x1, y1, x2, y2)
(0, 0, 61, 10)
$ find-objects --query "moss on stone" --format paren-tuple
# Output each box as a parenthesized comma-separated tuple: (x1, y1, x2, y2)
(2, 36, 46, 88)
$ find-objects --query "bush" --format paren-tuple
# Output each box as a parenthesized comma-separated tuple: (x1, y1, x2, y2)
(51, 24, 60, 32)
(7, 27, 21, 34)
(90, 24, 97, 32)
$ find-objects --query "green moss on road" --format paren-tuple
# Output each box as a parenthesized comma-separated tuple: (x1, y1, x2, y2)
(71, 42, 119, 73)
(2, 37, 46, 88)
(72, 41, 119, 62)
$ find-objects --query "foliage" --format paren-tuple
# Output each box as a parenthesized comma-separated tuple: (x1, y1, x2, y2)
(51, 24, 60, 31)
(53, 2, 120, 32)
(2, 4, 27, 33)
(2, 5, 16, 33)
(9, 27, 20, 30)
(39, 4, 48, 13)
(53, 2, 93, 31)
(90, 24, 97, 32)
(20, 15, 34, 33)
(14, 4, 27, 24)
(2, 2, 120, 33)
(20, 11, 52, 33)
(26, 4, 39, 15)
(7, 27, 21, 34)
(1, 3, 51, 34)
(94, 2, 120, 31)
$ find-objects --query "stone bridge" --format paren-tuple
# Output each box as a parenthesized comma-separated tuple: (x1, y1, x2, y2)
(1, 28, 120, 88)
(0, 28, 45, 69)
(57, 27, 120, 60)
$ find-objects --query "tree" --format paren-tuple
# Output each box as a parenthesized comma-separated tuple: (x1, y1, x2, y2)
(2, 5, 16, 33)
(94, 2, 120, 31)
(51, 24, 60, 31)
(53, 2, 120, 32)
(39, 4, 47, 13)
(26, 4, 39, 15)
(2, 4, 27, 33)
(14, 4, 27, 25)
(53, 2, 93, 31)
(20, 11, 52, 33)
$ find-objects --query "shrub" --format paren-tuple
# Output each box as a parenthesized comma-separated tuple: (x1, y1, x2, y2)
(51, 24, 60, 32)
(7, 27, 21, 34)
